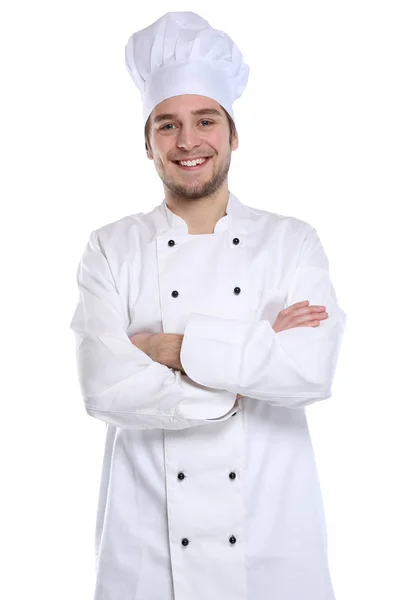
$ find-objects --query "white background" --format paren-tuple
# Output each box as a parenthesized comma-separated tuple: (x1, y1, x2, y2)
(1, 1, 399, 598)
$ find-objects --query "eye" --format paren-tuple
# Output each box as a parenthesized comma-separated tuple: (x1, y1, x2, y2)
(159, 120, 214, 132)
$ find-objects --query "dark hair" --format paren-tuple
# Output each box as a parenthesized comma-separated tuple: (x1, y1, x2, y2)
(144, 104, 237, 153)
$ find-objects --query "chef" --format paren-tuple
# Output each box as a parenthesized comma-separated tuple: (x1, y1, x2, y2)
(70, 11, 347, 600)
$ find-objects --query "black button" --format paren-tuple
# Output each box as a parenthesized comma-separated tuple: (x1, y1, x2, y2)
(229, 535, 237, 544)
(229, 472, 236, 480)
(233, 287, 241, 295)
(232, 412, 237, 417)
(177, 472, 185, 480)
(233, 238, 240, 245)
(181, 538, 189, 546)
(168, 240, 175, 247)
(171, 290, 179, 298)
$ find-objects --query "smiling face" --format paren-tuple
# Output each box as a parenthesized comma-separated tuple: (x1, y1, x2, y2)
(145, 94, 238, 200)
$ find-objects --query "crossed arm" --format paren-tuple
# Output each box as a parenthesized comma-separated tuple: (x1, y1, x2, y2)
(129, 300, 330, 400)
(70, 226, 346, 430)
(129, 332, 185, 372)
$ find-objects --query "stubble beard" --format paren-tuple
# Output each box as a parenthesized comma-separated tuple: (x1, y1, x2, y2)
(156, 152, 232, 200)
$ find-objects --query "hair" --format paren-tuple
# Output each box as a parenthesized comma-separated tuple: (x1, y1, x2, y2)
(144, 104, 237, 154)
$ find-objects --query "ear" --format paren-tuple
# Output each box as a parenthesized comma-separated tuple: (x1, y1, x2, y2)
(231, 131, 239, 151)
(146, 146, 154, 160)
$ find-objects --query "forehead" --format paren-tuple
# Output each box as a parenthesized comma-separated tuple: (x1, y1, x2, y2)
(150, 94, 223, 125)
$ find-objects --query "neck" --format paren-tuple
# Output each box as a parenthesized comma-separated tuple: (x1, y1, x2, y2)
(164, 186, 230, 235)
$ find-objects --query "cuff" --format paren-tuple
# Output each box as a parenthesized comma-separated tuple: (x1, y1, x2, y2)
(174, 369, 238, 421)
(180, 313, 256, 392)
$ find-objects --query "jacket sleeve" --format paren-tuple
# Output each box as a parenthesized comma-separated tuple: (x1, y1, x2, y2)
(180, 225, 347, 408)
(69, 230, 238, 430)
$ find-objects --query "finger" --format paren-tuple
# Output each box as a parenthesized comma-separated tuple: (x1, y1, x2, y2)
(297, 320, 324, 328)
(281, 318, 326, 331)
(280, 300, 309, 315)
(279, 303, 326, 321)
(290, 306, 327, 317)
(279, 306, 327, 328)
(290, 313, 328, 327)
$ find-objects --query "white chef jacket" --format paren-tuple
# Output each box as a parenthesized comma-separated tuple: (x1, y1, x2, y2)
(70, 191, 347, 600)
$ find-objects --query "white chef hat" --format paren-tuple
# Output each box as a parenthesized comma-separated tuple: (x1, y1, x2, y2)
(125, 11, 250, 125)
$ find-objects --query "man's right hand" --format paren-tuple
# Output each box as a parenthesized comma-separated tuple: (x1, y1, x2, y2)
(235, 300, 328, 401)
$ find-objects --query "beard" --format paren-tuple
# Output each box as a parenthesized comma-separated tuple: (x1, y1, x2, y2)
(155, 151, 232, 200)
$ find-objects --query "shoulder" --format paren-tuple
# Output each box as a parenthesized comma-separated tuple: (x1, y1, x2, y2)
(241, 201, 315, 242)
(92, 209, 157, 255)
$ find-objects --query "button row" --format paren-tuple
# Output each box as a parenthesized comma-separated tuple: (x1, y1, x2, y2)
(171, 287, 241, 298)
(177, 471, 237, 480)
(168, 234, 241, 551)
(181, 535, 237, 547)
(168, 237, 240, 247)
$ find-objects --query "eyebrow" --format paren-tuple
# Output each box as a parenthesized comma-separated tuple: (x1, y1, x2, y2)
(153, 108, 223, 125)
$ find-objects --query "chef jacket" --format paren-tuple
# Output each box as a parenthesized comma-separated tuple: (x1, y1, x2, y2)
(70, 191, 347, 600)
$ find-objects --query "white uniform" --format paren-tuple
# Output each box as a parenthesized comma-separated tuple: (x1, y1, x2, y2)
(70, 191, 347, 600)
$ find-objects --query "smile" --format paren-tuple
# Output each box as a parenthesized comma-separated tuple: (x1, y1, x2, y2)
(173, 157, 212, 171)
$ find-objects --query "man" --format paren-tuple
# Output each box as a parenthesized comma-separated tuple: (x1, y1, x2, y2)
(70, 11, 347, 600)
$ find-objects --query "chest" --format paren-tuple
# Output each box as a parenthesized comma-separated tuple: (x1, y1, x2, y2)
(113, 226, 300, 336)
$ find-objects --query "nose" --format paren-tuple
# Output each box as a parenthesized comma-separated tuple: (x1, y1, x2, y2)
(176, 125, 201, 152)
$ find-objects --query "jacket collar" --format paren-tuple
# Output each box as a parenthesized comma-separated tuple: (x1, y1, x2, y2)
(152, 191, 246, 236)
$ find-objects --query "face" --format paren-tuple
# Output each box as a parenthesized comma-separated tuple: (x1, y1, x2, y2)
(146, 94, 238, 200)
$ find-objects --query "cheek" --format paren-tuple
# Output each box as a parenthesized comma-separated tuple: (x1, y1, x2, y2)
(206, 132, 228, 154)
(205, 132, 221, 146)
(152, 139, 172, 162)
(154, 152, 169, 169)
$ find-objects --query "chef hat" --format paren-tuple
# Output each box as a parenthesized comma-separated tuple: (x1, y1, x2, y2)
(125, 11, 250, 125)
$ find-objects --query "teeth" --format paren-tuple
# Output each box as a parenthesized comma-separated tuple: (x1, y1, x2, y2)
(178, 158, 207, 167)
